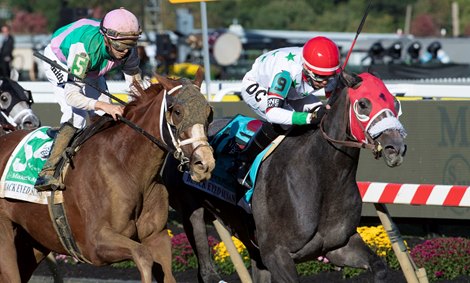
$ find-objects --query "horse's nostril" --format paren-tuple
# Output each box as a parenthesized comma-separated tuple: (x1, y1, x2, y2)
(402, 144, 407, 157)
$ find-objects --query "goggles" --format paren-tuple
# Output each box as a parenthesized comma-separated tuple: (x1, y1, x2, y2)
(101, 26, 142, 40)
(303, 67, 332, 83)
(107, 37, 137, 52)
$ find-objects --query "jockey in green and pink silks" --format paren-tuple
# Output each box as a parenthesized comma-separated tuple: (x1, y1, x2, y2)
(35, 8, 148, 191)
(43, 7, 144, 129)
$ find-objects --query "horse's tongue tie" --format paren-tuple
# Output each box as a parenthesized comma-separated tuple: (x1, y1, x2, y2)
(374, 143, 383, 159)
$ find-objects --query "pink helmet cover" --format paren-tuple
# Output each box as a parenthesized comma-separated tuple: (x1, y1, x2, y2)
(101, 8, 141, 40)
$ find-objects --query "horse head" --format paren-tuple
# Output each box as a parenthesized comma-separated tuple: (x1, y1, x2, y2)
(131, 68, 215, 182)
(0, 78, 41, 130)
(327, 72, 407, 167)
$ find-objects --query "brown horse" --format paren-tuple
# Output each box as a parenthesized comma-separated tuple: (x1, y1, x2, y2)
(0, 70, 215, 283)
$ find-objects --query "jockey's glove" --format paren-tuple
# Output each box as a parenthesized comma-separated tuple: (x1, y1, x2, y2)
(126, 73, 151, 96)
(309, 105, 327, 126)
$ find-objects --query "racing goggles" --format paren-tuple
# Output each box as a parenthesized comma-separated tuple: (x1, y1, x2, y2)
(303, 67, 332, 82)
(108, 38, 138, 52)
(101, 26, 142, 40)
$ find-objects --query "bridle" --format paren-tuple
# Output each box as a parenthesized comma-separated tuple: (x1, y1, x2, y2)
(0, 89, 36, 129)
(118, 83, 211, 171)
(320, 91, 383, 159)
(159, 84, 212, 171)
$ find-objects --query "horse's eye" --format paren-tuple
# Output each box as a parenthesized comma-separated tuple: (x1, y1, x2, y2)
(175, 110, 181, 116)
(0, 95, 7, 102)
(359, 101, 367, 109)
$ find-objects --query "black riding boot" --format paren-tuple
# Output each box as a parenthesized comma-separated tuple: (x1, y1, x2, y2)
(35, 122, 77, 191)
(236, 122, 281, 185)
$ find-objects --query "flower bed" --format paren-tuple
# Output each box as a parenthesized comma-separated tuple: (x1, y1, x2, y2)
(52, 225, 470, 282)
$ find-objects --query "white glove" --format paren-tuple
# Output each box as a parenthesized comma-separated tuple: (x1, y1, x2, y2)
(126, 73, 151, 96)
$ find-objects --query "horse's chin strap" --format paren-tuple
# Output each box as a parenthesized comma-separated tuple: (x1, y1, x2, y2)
(161, 85, 211, 171)
(320, 103, 382, 158)
(0, 109, 17, 127)
(1, 108, 36, 128)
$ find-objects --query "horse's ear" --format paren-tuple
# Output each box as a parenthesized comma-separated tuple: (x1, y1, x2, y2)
(394, 96, 403, 117)
(194, 67, 204, 88)
(166, 93, 176, 107)
(340, 71, 362, 89)
(207, 106, 214, 123)
(155, 74, 179, 90)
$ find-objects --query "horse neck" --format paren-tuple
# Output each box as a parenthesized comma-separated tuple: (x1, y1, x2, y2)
(321, 90, 361, 164)
(126, 91, 165, 140)
(99, 94, 167, 182)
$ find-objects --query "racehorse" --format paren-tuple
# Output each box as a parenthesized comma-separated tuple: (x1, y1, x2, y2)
(0, 70, 216, 283)
(0, 77, 41, 134)
(161, 72, 407, 282)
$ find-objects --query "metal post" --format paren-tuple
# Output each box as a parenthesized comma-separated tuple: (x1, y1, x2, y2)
(200, 2, 211, 99)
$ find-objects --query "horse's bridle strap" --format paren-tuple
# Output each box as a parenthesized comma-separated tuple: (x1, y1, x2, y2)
(320, 106, 376, 151)
(117, 115, 173, 152)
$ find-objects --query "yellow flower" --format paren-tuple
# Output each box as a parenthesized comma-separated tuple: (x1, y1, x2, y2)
(213, 236, 248, 264)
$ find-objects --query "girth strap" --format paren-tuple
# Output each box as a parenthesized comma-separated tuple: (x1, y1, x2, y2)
(47, 191, 92, 264)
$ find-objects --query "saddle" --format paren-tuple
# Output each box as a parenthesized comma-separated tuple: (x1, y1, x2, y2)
(183, 115, 283, 213)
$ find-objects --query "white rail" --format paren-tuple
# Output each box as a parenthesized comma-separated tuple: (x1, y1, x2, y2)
(17, 80, 470, 103)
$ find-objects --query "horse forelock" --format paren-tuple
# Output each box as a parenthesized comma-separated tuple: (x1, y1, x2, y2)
(172, 83, 209, 133)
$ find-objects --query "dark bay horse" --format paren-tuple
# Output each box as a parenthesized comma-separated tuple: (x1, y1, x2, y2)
(0, 70, 215, 283)
(0, 77, 41, 134)
(161, 72, 407, 282)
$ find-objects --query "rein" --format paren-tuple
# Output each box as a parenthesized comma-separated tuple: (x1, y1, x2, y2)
(320, 96, 383, 159)
(119, 83, 210, 170)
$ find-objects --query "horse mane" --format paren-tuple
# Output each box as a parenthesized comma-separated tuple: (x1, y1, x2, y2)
(123, 76, 193, 115)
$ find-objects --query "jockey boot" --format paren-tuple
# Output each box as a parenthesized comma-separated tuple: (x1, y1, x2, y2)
(35, 122, 77, 191)
(236, 122, 281, 186)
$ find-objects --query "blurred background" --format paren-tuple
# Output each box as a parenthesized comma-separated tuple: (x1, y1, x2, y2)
(2, 0, 470, 81)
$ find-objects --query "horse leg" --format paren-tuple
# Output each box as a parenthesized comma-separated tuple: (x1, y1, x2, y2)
(141, 229, 176, 283)
(251, 258, 271, 283)
(259, 244, 298, 283)
(15, 228, 52, 282)
(0, 216, 21, 283)
(94, 228, 155, 283)
(137, 183, 176, 283)
(325, 233, 389, 282)
(186, 207, 222, 283)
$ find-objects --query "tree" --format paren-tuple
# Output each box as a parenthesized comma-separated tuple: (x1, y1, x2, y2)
(411, 14, 439, 36)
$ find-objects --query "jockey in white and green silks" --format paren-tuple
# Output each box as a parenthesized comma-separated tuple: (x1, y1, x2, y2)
(236, 37, 341, 185)
(43, 8, 143, 129)
(241, 36, 341, 127)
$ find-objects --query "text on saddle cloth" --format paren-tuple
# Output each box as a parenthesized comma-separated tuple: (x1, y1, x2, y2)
(183, 115, 274, 206)
(0, 127, 53, 204)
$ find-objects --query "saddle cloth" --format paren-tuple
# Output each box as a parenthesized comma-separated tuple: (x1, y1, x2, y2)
(0, 127, 53, 204)
(183, 115, 274, 207)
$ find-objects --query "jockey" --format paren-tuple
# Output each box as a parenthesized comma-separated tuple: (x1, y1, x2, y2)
(237, 36, 340, 181)
(35, 7, 145, 191)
